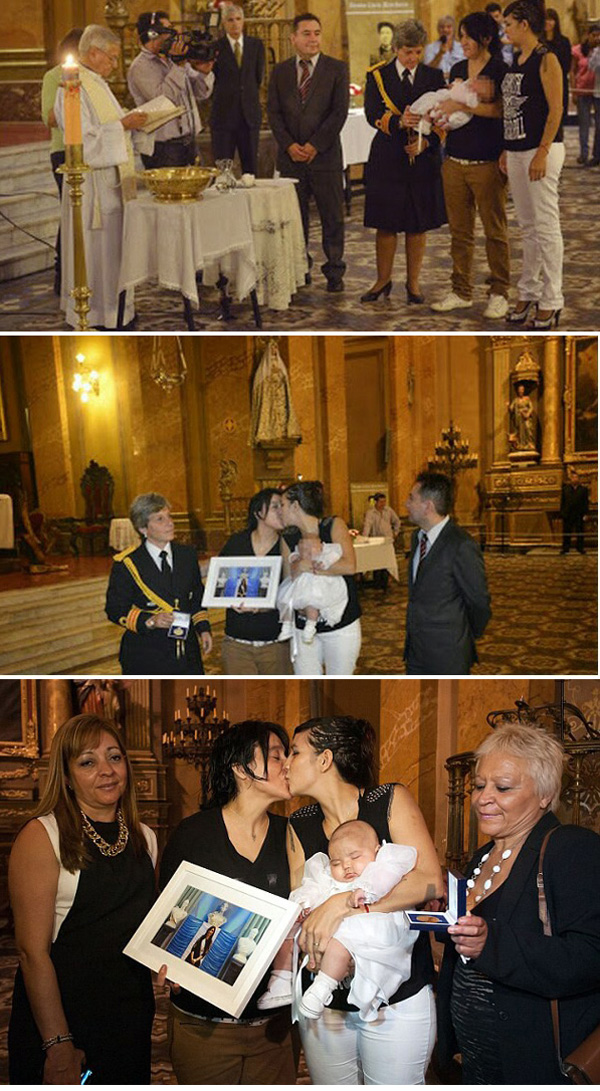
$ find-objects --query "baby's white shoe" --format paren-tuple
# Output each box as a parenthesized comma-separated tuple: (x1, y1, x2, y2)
(302, 619, 317, 644)
(257, 970, 293, 1009)
(298, 971, 337, 1019)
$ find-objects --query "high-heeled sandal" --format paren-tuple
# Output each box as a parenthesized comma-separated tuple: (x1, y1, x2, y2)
(406, 283, 425, 304)
(506, 300, 536, 325)
(532, 308, 561, 330)
(360, 281, 392, 303)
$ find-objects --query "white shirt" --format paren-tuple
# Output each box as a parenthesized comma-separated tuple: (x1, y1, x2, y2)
(144, 539, 173, 571)
(227, 33, 244, 56)
(296, 52, 320, 84)
(395, 60, 415, 83)
(412, 515, 449, 579)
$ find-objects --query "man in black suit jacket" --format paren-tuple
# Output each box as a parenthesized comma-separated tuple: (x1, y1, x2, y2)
(210, 3, 264, 175)
(105, 493, 212, 675)
(267, 13, 349, 291)
(560, 466, 589, 554)
(404, 471, 491, 674)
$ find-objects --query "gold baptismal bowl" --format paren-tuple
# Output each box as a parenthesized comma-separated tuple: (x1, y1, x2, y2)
(137, 166, 219, 202)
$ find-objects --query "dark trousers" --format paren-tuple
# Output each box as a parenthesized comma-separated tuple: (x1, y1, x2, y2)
(288, 165, 345, 283)
(141, 135, 197, 170)
(562, 515, 585, 553)
(50, 150, 65, 294)
(372, 568, 389, 590)
(212, 122, 260, 175)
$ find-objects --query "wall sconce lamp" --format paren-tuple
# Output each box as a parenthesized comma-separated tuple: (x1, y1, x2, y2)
(72, 354, 100, 403)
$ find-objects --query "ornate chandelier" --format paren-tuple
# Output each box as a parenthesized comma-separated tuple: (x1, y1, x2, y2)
(149, 336, 188, 391)
(162, 687, 230, 799)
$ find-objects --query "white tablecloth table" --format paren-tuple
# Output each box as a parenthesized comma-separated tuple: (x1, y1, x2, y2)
(0, 494, 14, 549)
(341, 108, 376, 169)
(353, 537, 399, 581)
(118, 190, 257, 325)
(109, 518, 139, 553)
(232, 179, 307, 310)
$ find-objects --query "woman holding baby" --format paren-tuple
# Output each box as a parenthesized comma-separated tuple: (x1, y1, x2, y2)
(284, 716, 443, 1084)
(430, 11, 511, 320)
(279, 481, 362, 676)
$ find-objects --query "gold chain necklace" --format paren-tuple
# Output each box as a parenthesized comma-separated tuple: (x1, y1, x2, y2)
(80, 807, 129, 857)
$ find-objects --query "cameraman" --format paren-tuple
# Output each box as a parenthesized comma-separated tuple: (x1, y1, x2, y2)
(211, 4, 265, 174)
(423, 15, 464, 78)
(128, 11, 215, 168)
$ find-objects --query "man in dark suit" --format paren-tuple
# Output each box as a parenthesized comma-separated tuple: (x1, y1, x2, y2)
(105, 492, 212, 675)
(210, 3, 264, 175)
(404, 471, 491, 674)
(560, 466, 589, 554)
(267, 13, 349, 292)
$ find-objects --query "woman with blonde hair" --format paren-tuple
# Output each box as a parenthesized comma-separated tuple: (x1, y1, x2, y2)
(8, 714, 157, 1085)
(437, 721, 600, 1084)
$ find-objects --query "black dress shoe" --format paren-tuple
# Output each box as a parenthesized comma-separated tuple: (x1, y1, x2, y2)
(327, 279, 344, 293)
(360, 281, 392, 303)
(305, 272, 312, 286)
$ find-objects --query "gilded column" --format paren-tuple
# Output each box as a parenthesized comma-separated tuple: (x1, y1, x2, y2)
(489, 336, 513, 467)
(541, 336, 563, 466)
(124, 680, 154, 752)
(104, 1, 130, 103)
(42, 681, 73, 754)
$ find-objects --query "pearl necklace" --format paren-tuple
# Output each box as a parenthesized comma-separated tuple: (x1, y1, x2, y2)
(467, 839, 525, 903)
(80, 807, 129, 857)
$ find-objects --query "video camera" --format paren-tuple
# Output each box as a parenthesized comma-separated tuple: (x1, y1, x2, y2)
(145, 11, 222, 63)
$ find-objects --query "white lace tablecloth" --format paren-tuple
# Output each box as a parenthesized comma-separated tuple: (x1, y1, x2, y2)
(109, 518, 138, 553)
(0, 494, 14, 549)
(119, 190, 256, 306)
(228, 179, 307, 310)
(353, 538, 399, 581)
(341, 108, 376, 169)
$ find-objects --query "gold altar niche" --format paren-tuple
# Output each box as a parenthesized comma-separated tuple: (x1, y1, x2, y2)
(484, 336, 598, 552)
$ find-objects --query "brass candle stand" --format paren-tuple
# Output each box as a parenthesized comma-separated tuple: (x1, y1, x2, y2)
(58, 143, 92, 331)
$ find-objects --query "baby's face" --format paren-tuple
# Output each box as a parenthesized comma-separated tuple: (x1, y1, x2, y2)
(328, 833, 378, 882)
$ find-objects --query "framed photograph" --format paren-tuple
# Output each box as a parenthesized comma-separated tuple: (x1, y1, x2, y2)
(123, 861, 299, 1018)
(565, 337, 598, 460)
(201, 555, 282, 609)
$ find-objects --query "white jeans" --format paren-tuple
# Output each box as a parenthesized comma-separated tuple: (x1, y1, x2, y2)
(506, 142, 565, 309)
(292, 618, 362, 675)
(299, 984, 436, 1085)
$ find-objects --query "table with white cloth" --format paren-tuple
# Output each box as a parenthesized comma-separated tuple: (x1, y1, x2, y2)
(238, 179, 307, 310)
(340, 107, 376, 211)
(109, 518, 139, 553)
(353, 536, 399, 581)
(0, 494, 14, 549)
(118, 189, 258, 329)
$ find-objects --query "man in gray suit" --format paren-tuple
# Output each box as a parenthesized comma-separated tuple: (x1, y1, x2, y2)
(404, 471, 491, 675)
(267, 13, 349, 292)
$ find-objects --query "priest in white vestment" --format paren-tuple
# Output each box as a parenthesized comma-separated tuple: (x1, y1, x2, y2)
(55, 25, 147, 329)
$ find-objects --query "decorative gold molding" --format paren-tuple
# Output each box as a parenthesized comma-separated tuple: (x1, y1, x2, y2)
(0, 681, 39, 758)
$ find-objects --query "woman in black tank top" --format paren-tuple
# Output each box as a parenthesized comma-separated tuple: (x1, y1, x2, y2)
(280, 481, 362, 676)
(284, 716, 443, 1084)
(501, 0, 565, 328)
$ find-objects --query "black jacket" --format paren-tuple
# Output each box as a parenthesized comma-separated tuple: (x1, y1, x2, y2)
(405, 520, 491, 674)
(211, 35, 264, 131)
(267, 53, 349, 173)
(437, 813, 600, 1085)
(105, 540, 210, 675)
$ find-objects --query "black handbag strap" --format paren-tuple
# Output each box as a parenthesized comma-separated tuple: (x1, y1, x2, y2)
(537, 827, 566, 1074)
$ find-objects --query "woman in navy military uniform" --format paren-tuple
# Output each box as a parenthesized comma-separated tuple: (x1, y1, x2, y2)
(362, 20, 447, 305)
(105, 492, 212, 675)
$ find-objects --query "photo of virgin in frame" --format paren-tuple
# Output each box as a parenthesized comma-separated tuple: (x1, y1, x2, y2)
(201, 555, 282, 609)
(565, 337, 598, 458)
(123, 862, 299, 1018)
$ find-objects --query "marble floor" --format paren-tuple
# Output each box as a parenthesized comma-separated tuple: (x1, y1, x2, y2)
(0, 130, 597, 333)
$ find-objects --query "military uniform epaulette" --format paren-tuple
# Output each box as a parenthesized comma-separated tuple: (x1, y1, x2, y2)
(367, 58, 388, 72)
(113, 543, 139, 562)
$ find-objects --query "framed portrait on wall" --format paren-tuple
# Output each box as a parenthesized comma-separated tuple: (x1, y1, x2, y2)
(201, 555, 282, 609)
(0, 680, 38, 757)
(123, 862, 299, 1018)
(565, 337, 598, 460)
(0, 368, 7, 442)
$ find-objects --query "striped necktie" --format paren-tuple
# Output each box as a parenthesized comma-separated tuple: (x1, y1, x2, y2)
(299, 58, 312, 102)
(418, 532, 429, 565)
(234, 40, 242, 68)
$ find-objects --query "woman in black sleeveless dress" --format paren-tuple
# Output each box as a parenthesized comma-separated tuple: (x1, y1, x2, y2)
(159, 720, 297, 1085)
(284, 716, 443, 1084)
(280, 480, 362, 676)
(501, 0, 565, 328)
(8, 714, 156, 1085)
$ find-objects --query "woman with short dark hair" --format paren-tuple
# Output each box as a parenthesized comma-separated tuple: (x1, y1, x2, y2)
(280, 481, 361, 675)
(219, 488, 292, 674)
(160, 720, 297, 1085)
(544, 8, 572, 121)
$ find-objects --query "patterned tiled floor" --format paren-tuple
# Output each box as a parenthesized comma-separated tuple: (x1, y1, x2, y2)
(0, 130, 597, 333)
